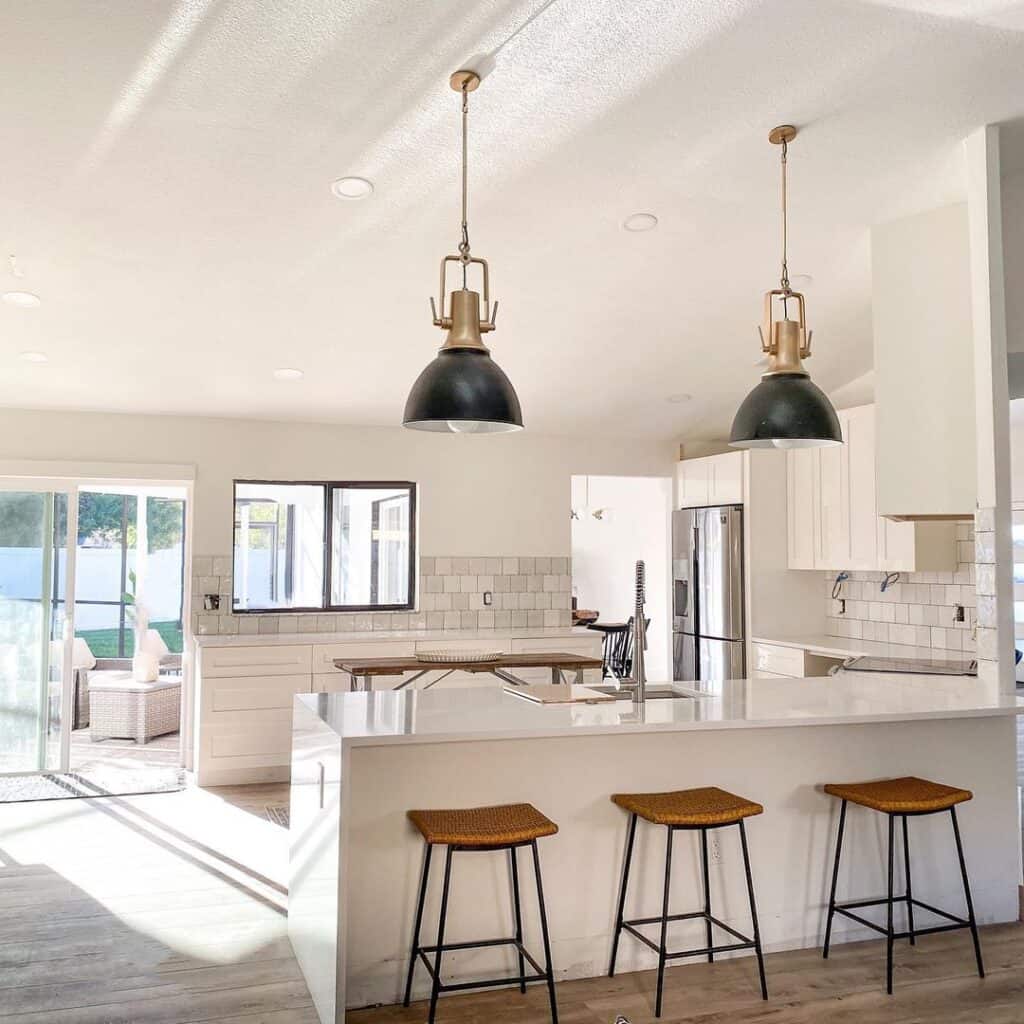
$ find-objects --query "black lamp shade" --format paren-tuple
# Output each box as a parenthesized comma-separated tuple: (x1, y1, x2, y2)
(403, 348, 523, 433)
(729, 373, 842, 449)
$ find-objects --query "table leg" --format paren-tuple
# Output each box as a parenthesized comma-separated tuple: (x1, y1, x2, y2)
(575, 668, 584, 686)
(348, 672, 358, 693)
(550, 667, 559, 685)
(363, 674, 372, 693)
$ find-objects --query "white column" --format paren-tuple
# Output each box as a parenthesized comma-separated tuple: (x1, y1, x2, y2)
(965, 125, 1016, 693)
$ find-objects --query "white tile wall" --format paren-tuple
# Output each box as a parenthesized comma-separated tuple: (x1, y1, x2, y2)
(190, 555, 573, 636)
(825, 521, 978, 654)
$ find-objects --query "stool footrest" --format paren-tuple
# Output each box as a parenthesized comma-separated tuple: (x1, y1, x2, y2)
(622, 911, 757, 961)
(833, 896, 971, 939)
(415, 936, 548, 992)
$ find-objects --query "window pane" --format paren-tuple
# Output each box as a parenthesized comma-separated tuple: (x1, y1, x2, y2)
(233, 484, 325, 611)
(330, 487, 412, 607)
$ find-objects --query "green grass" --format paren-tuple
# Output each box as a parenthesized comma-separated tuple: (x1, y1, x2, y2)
(75, 620, 183, 659)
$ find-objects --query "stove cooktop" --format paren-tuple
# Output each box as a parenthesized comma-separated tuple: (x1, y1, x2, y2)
(842, 655, 977, 676)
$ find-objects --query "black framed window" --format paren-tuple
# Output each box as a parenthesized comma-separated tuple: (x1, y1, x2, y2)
(232, 481, 416, 613)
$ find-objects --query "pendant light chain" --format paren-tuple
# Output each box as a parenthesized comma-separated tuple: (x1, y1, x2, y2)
(459, 82, 471, 288)
(780, 138, 790, 297)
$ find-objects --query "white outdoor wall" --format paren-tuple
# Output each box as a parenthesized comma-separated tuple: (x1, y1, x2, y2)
(0, 408, 675, 558)
(570, 475, 671, 679)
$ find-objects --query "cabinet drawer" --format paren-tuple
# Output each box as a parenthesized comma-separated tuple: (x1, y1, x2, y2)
(202, 710, 293, 762)
(204, 673, 311, 712)
(510, 636, 602, 657)
(752, 643, 806, 678)
(313, 641, 416, 673)
(201, 644, 312, 677)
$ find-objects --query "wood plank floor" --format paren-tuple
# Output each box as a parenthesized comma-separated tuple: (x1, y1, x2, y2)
(2, 779, 1023, 1023)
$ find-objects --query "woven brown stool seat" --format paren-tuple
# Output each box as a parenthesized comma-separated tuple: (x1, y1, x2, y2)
(407, 803, 558, 847)
(612, 786, 763, 827)
(822, 775, 983, 995)
(823, 777, 972, 815)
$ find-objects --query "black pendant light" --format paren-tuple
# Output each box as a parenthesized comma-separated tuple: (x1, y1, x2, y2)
(730, 125, 841, 449)
(403, 69, 523, 433)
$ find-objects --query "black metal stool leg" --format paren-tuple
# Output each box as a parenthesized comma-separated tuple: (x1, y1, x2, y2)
(886, 814, 895, 995)
(609, 813, 637, 977)
(700, 828, 714, 963)
(822, 799, 847, 959)
(902, 815, 915, 946)
(510, 846, 526, 994)
(531, 840, 559, 1024)
(403, 842, 432, 1007)
(655, 826, 673, 1018)
(951, 806, 985, 979)
(428, 847, 454, 1024)
(739, 820, 768, 1000)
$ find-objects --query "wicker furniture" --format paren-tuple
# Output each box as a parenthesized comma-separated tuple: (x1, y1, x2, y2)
(88, 671, 182, 744)
(609, 785, 768, 1016)
(822, 775, 983, 994)
(404, 801, 560, 1024)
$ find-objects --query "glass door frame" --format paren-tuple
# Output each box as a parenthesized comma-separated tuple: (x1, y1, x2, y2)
(0, 477, 78, 773)
(0, 469, 195, 774)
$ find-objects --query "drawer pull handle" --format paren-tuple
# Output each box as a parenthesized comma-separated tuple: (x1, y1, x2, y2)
(317, 761, 326, 809)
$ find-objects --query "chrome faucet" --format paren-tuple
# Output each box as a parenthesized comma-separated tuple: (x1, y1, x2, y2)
(625, 560, 647, 705)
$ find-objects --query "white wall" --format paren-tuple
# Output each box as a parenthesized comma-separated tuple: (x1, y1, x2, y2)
(0, 408, 676, 558)
(571, 475, 671, 679)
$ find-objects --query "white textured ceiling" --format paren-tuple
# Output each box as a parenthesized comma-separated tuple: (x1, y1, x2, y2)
(2, 0, 1024, 441)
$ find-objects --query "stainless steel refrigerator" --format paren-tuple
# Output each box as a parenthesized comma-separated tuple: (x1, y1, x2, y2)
(672, 505, 746, 682)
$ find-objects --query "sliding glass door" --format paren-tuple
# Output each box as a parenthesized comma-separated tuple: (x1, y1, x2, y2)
(0, 487, 75, 774)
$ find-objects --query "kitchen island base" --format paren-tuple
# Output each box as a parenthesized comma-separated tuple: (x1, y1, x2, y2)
(289, 688, 1021, 1022)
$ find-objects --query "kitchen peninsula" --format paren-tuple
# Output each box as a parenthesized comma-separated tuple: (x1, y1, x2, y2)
(289, 674, 1024, 1023)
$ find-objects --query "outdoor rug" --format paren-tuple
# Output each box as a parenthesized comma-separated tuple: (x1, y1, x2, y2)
(0, 766, 185, 803)
(265, 804, 290, 828)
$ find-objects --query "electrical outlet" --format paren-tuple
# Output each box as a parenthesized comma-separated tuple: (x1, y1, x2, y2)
(709, 834, 722, 864)
(483, 591, 493, 607)
(953, 604, 965, 623)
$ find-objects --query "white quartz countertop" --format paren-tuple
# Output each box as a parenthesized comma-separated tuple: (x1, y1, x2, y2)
(751, 633, 963, 662)
(196, 625, 594, 648)
(296, 674, 1024, 748)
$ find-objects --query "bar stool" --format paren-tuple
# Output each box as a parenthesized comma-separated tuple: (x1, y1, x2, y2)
(822, 776, 984, 994)
(403, 802, 559, 1024)
(608, 786, 768, 1017)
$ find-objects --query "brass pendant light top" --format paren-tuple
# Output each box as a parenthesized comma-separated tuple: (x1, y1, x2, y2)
(729, 124, 842, 449)
(402, 67, 523, 433)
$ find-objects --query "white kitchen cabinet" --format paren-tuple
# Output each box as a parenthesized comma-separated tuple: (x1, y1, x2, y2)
(817, 434, 849, 570)
(677, 452, 744, 508)
(786, 404, 956, 572)
(786, 448, 818, 570)
(752, 642, 844, 679)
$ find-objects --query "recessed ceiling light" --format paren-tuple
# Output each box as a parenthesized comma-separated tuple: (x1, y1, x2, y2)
(330, 176, 374, 200)
(3, 291, 41, 308)
(273, 367, 304, 381)
(19, 351, 47, 363)
(666, 393, 692, 404)
(623, 213, 658, 232)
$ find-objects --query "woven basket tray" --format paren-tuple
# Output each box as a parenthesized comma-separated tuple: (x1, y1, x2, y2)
(416, 649, 503, 664)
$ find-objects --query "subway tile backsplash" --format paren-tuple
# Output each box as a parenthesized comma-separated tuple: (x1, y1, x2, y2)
(191, 555, 573, 636)
(824, 520, 978, 654)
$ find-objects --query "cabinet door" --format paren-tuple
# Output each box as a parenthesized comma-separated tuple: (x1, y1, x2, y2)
(787, 448, 818, 569)
(817, 434, 849, 570)
(844, 406, 878, 570)
(677, 460, 710, 508)
(709, 453, 743, 505)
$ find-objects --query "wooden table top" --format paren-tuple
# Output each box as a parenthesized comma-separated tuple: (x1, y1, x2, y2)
(334, 652, 604, 676)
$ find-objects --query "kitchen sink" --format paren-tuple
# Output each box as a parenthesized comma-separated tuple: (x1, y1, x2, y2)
(588, 685, 693, 700)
